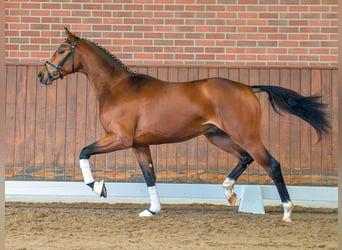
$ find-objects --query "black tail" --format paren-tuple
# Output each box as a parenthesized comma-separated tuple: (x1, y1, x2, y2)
(251, 85, 330, 141)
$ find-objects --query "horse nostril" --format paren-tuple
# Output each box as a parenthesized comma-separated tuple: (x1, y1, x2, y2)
(38, 72, 42, 79)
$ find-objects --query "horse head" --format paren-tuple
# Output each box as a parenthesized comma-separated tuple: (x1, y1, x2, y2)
(38, 27, 80, 85)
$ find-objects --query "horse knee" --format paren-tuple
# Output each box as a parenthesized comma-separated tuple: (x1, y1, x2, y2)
(80, 146, 92, 159)
(139, 163, 156, 186)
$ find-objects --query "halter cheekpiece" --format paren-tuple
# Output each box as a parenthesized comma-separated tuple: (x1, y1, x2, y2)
(45, 37, 80, 80)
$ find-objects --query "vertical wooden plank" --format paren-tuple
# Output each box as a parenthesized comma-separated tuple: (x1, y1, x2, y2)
(268, 68, 280, 185)
(157, 66, 168, 82)
(34, 69, 47, 180)
(55, 76, 67, 181)
(146, 65, 158, 194)
(155, 67, 169, 183)
(24, 66, 38, 180)
(124, 149, 138, 183)
(187, 68, 199, 183)
(239, 68, 249, 84)
(186, 138, 198, 183)
(224, 68, 240, 182)
(141, 67, 159, 182)
(13, 66, 27, 180)
(74, 73, 88, 181)
(320, 69, 332, 185)
(148, 67, 158, 79)
(248, 68, 262, 184)
(166, 67, 179, 183)
(330, 69, 338, 185)
(227, 68, 239, 82)
(94, 123, 106, 181)
(207, 68, 219, 184)
(299, 69, 312, 185)
(94, 116, 107, 181)
(197, 67, 209, 183)
(95, 130, 111, 182)
(217, 68, 230, 183)
(311, 69, 322, 185)
(176, 67, 189, 183)
(44, 73, 57, 180)
(279, 69, 291, 184)
(64, 73, 77, 181)
(237, 68, 250, 184)
(289, 69, 301, 185)
(258, 68, 271, 184)
(5, 65, 17, 179)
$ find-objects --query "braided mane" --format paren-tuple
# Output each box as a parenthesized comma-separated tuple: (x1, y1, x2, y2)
(81, 38, 136, 74)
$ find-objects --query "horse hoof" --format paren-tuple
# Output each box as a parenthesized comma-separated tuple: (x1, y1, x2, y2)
(281, 218, 293, 223)
(139, 209, 156, 217)
(281, 201, 294, 223)
(94, 180, 107, 198)
(228, 192, 237, 206)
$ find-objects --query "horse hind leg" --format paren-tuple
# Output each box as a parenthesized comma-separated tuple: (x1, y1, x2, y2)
(239, 138, 294, 222)
(223, 154, 254, 206)
(204, 130, 254, 206)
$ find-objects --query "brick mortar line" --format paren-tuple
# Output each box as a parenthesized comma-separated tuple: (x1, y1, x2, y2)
(4, 61, 338, 68)
(6, 44, 338, 50)
(5, 23, 338, 28)
(4, 41, 332, 45)
(6, 12, 337, 17)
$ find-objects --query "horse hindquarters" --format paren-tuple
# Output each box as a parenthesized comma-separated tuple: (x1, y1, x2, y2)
(209, 82, 294, 222)
(231, 134, 294, 222)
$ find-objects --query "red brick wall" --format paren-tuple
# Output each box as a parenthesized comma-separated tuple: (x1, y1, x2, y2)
(5, 0, 338, 67)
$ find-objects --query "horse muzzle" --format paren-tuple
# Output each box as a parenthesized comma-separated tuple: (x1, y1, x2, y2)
(38, 67, 57, 85)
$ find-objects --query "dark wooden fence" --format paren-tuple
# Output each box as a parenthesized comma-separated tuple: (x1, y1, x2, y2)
(5, 65, 338, 186)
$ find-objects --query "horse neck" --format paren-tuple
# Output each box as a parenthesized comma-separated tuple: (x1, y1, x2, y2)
(76, 41, 132, 99)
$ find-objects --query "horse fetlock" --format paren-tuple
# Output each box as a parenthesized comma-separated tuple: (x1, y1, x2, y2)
(222, 178, 236, 205)
(281, 201, 294, 223)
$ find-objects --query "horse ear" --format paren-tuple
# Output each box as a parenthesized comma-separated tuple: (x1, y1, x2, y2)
(64, 27, 75, 41)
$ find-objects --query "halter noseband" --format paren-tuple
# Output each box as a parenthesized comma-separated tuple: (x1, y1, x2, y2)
(45, 37, 80, 80)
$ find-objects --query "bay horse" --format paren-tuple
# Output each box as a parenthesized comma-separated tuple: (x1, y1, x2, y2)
(38, 28, 329, 222)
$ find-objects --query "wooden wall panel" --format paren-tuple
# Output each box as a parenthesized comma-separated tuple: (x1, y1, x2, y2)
(5, 65, 338, 186)
(5, 66, 17, 180)
(24, 66, 37, 180)
(300, 69, 312, 185)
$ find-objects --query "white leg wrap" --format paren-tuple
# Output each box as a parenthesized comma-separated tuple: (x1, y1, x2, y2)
(139, 186, 161, 217)
(222, 177, 235, 199)
(282, 201, 294, 223)
(80, 159, 95, 184)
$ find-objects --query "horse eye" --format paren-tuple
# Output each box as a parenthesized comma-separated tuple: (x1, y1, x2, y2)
(58, 49, 64, 55)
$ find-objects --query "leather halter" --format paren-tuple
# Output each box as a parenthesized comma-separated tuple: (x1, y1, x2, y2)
(44, 37, 79, 80)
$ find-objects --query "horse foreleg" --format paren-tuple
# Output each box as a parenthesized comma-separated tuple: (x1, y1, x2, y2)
(132, 146, 161, 217)
(79, 134, 129, 197)
(80, 159, 107, 197)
